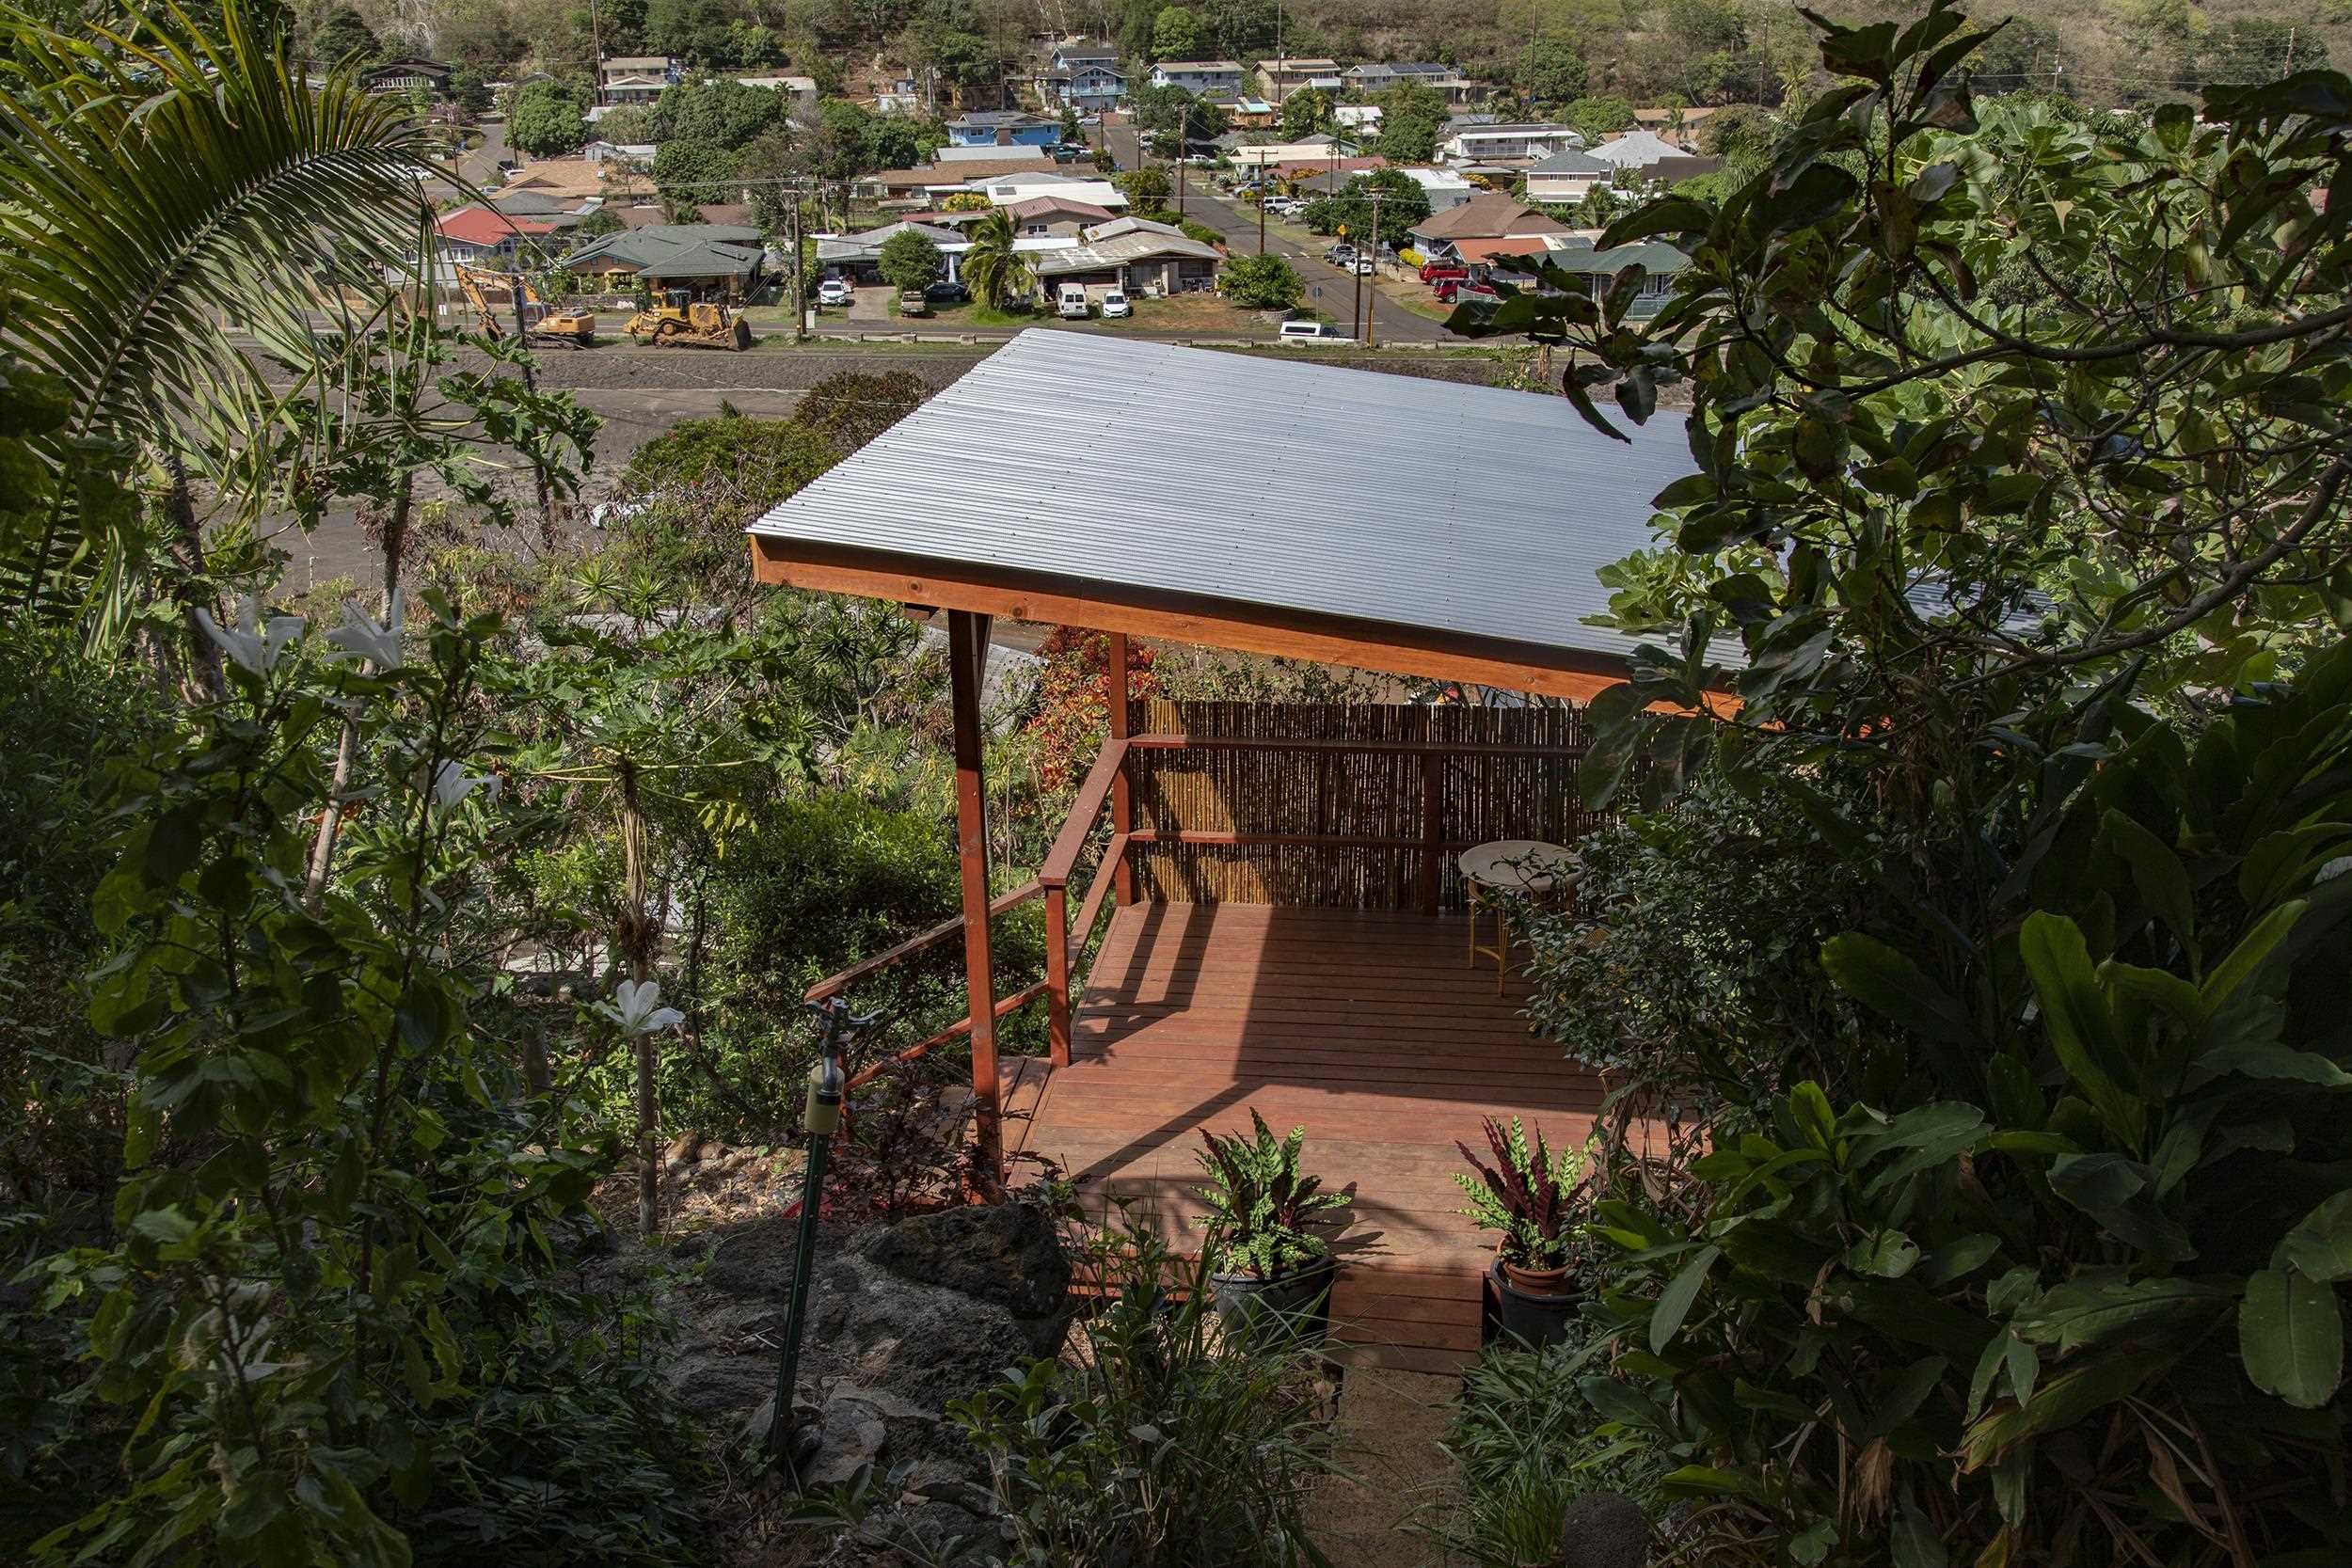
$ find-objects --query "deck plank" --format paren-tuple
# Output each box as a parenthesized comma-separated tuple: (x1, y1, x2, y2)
(1021, 901, 1601, 1371)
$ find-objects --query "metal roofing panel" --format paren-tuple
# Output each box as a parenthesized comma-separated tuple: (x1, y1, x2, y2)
(748, 331, 1698, 670)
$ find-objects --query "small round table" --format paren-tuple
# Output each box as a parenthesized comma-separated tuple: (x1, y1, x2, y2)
(1459, 839, 1580, 993)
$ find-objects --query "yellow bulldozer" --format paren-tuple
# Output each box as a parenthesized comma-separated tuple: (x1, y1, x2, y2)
(456, 266, 596, 350)
(624, 287, 751, 350)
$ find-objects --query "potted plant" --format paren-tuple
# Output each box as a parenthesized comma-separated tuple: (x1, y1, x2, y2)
(1454, 1117, 1595, 1348)
(1194, 1111, 1349, 1335)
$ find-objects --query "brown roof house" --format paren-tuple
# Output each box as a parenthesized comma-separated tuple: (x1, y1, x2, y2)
(1405, 192, 1570, 259)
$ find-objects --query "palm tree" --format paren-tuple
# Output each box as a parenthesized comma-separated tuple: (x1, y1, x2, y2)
(961, 209, 1034, 313)
(0, 0, 441, 657)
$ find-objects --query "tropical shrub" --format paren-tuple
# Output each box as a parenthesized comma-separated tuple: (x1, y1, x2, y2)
(1194, 1112, 1350, 1278)
(793, 370, 931, 456)
(1455, 1117, 1597, 1275)
(1581, 647, 2352, 1566)
(876, 227, 945, 293)
(952, 1212, 1343, 1566)
(1220, 254, 1307, 310)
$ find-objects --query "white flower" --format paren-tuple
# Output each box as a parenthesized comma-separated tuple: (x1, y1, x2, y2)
(326, 592, 404, 670)
(596, 978, 685, 1036)
(194, 596, 304, 676)
(430, 760, 501, 810)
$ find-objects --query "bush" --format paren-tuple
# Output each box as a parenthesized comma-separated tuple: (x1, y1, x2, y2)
(1219, 253, 1305, 310)
(875, 227, 943, 293)
(623, 414, 838, 521)
(953, 1213, 1344, 1565)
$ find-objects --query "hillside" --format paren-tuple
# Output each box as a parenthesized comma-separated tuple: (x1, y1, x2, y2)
(317, 0, 2336, 109)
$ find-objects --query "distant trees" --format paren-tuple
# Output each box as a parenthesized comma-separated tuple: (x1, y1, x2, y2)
(308, 4, 379, 67)
(1219, 253, 1303, 309)
(877, 228, 945, 292)
(1515, 37, 1587, 110)
(1561, 94, 1634, 142)
(1152, 4, 1205, 58)
(642, 0, 739, 64)
(961, 209, 1033, 309)
(1307, 167, 1429, 248)
(1374, 78, 1448, 161)
(1280, 86, 1334, 138)
(594, 103, 660, 145)
(1114, 165, 1172, 210)
(652, 78, 788, 149)
(509, 79, 589, 157)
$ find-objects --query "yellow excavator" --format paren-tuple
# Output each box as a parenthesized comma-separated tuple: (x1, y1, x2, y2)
(624, 287, 751, 350)
(455, 265, 596, 351)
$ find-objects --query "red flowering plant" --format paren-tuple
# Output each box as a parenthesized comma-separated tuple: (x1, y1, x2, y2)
(1022, 626, 1161, 792)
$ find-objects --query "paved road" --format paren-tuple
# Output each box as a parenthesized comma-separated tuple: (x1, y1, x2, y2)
(1102, 113, 1445, 345)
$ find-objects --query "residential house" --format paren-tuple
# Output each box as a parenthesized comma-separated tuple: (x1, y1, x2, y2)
(1230, 135, 1345, 168)
(1344, 62, 1490, 108)
(501, 158, 651, 206)
(620, 201, 753, 228)
(1271, 156, 1389, 197)
(1438, 122, 1583, 166)
(869, 150, 1057, 204)
(1152, 59, 1247, 94)
(1589, 130, 1722, 185)
(1405, 191, 1570, 259)
(1003, 194, 1119, 236)
(1538, 234, 1689, 315)
(1215, 92, 1278, 128)
(1632, 104, 1718, 148)
(599, 55, 677, 103)
(1256, 56, 1343, 99)
(582, 139, 656, 166)
(1393, 166, 1475, 213)
(1030, 216, 1223, 298)
(1037, 45, 1128, 113)
(948, 110, 1063, 148)
(558, 224, 766, 296)
(876, 76, 922, 116)
(736, 74, 819, 119)
(972, 172, 1126, 212)
(816, 220, 972, 285)
(362, 57, 452, 95)
(1334, 103, 1383, 133)
(1522, 149, 1613, 205)
(436, 204, 558, 264)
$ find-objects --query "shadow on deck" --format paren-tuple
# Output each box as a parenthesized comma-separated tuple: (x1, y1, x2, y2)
(1011, 901, 1604, 1372)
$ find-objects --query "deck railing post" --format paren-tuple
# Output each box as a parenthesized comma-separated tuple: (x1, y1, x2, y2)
(1107, 632, 1135, 905)
(1043, 883, 1072, 1068)
(948, 610, 1004, 1196)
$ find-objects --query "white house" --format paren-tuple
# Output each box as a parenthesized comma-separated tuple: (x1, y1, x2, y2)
(735, 74, 818, 119)
(1334, 104, 1384, 133)
(1438, 122, 1583, 166)
(973, 173, 1126, 211)
(1522, 149, 1613, 205)
(1151, 59, 1247, 94)
(1393, 165, 1475, 212)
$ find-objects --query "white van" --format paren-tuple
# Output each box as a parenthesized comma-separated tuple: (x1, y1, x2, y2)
(1056, 283, 1089, 320)
(1277, 319, 1352, 344)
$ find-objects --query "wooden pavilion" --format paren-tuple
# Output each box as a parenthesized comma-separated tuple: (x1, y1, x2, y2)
(748, 331, 1703, 1369)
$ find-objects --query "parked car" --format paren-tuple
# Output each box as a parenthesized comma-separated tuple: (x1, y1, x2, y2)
(898, 288, 929, 316)
(1051, 142, 1089, 163)
(1352, 256, 1375, 275)
(1421, 261, 1470, 286)
(1277, 319, 1353, 344)
(817, 277, 852, 307)
(1324, 245, 1356, 266)
(1434, 278, 1501, 306)
(925, 279, 970, 304)
(1100, 289, 1132, 319)
(1056, 282, 1090, 319)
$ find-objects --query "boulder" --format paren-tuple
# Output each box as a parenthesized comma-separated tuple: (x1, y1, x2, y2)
(862, 1201, 1073, 1343)
(664, 1132, 707, 1165)
(1561, 1491, 1651, 1568)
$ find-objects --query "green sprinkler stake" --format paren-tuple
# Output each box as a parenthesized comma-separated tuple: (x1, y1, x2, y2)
(767, 997, 866, 1475)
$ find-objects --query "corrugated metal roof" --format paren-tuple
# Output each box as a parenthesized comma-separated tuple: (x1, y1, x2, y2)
(748, 331, 1697, 672)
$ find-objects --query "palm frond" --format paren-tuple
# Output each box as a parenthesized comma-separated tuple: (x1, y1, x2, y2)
(0, 0, 442, 641)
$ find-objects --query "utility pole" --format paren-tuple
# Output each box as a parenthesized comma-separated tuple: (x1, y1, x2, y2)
(1364, 189, 1383, 347)
(787, 186, 807, 342)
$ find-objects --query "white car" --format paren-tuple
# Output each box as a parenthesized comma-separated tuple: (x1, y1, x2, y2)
(1278, 319, 1352, 344)
(1100, 289, 1132, 319)
(817, 277, 852, 307)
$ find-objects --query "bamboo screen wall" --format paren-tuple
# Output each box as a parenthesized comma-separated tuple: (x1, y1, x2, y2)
(1124, 700, 1610, 910)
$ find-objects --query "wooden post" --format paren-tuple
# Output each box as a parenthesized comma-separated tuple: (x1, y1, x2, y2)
(948, 610, 1004, 1196)
(1107, 631, 1135, 905)
(1419, 747, 1443, 917)
(1043, 884, 1071, 1068)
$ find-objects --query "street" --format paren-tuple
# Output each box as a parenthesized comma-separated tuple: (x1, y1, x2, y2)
(1100, 115, 1448, 346)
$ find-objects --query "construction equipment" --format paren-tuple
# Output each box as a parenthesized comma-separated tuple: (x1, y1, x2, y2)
(623, 287, 752, 351)
(455, 265, 596, 350)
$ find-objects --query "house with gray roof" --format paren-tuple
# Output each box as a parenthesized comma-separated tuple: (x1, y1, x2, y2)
(1523, 148, 1614, 205)
(1029, 217, 1224, 299)
(1534, 234, 1690, 316)
(558, 224, 766, 296)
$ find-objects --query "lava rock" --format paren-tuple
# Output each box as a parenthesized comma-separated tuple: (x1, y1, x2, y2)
(863, 1201, 1072, 1332)
(1561, 1491, 1651, 1568)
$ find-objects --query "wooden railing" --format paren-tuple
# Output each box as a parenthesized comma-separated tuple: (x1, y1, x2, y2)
(799, 720, 1586, 1085)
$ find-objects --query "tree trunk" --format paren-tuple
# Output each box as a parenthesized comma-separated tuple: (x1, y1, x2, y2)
(160, 451, 226, 705)
(304, 473, 413, 912)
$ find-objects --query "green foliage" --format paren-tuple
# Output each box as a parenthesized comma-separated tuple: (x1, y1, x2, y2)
(510, 79, 590, 157)
(1515, 36, 1588, 109)
(623, 414, 838, 519)
(1193, 1111, 1349, 1278)
(952, 1212, 1343, 1567)
(961, 209, 1034, 310)
(1374, 77, 1449, 161)
(642, 0, 743, 64)
(650, 135, 737, 199)
(876, 227, 945, 292)
(793, 370, 931, 455)
(1279, 85, 1334, 138)
(1219, 253, 1305, 309)
(1115, 164, 1173, 210)
(1562, 94, 1635, 143)
(1152, 3, 1203, 57)
(650, 76, 787, 150)
(308, 4, 379, 66)
(1304, 167, 1431, 249)
(1454, 1116, 1596, 1274)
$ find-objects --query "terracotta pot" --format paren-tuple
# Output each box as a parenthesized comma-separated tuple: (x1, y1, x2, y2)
(1500, 1257, 1571, 1295)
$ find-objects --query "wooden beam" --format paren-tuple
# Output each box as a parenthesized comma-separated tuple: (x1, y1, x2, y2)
(750, 537, 1662, 705)
(947, 609, 1003, 1196)
(1106, 633, 1134, 905)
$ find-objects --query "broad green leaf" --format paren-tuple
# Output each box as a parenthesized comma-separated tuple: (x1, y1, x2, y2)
(2101, 809, 2197, 970)
(1961, 1354, 2159, 1470)
(2020, 912, 2142, 1147)
(2283, 1193, 2352, 1282)
(2241, 1268, 2345, 1409)
(2200, 900, 2307, 1015)
(1821, 932, 1978, 1047)
(1848, 1229, 1921, 1278)
(2010, 1277, 2231, 1354)
(1892, 1497, 1952, 1568)
(1651, 1244, 1722, 1353)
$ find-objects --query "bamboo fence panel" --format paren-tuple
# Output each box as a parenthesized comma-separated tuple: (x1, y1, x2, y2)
(1125, 700, 1607, 909)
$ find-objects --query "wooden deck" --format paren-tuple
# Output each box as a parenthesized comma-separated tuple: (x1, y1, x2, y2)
(1011, 901, 1606, 1373)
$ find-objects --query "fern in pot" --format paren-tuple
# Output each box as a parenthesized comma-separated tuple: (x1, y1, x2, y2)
(1455, 1117, 1595, 1347)
(1194, 1111, 1349, 1336)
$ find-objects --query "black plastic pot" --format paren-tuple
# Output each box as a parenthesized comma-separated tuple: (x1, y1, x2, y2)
(1488, 1259, 1578, 1349)
(1209, 1260, 1333, 1341)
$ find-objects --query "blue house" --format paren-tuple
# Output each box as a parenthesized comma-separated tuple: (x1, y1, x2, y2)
(947, 110, 1064, 148)
(1037, 46, 1128, 113)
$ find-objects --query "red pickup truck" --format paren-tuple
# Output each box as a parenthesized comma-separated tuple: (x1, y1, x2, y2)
(1420, 261, 1470, 286)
